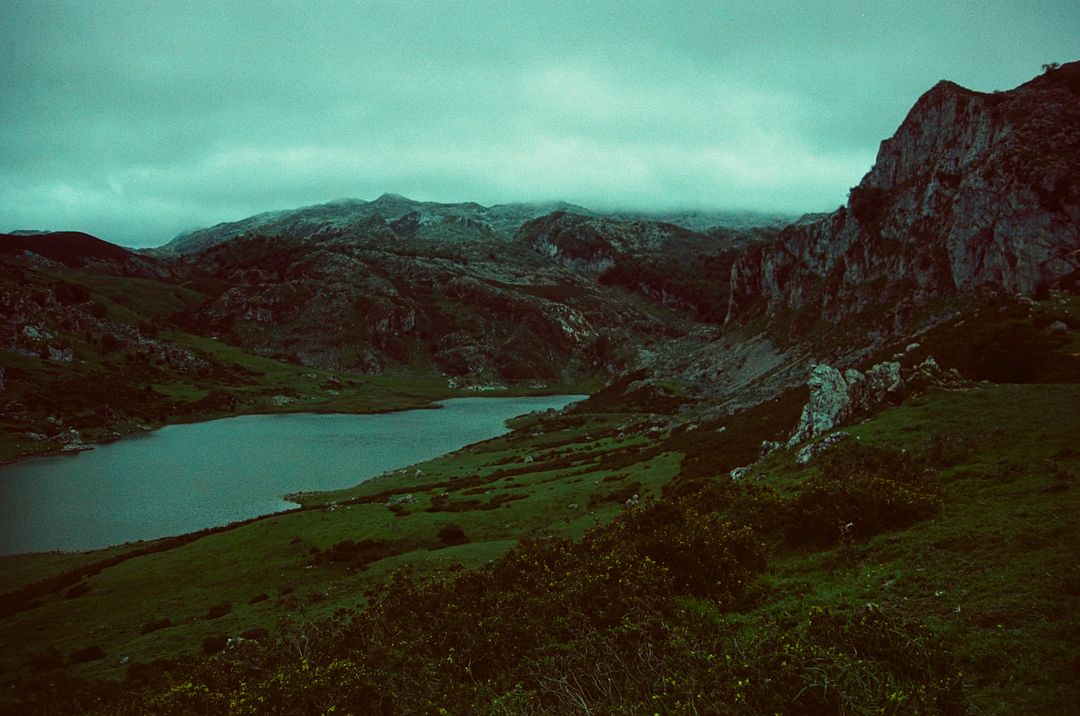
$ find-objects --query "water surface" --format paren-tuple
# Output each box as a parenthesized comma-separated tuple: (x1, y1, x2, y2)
(0, 395, 582, 555)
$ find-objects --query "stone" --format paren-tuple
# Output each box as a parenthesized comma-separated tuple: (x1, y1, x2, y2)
(795, 431, 851, 465)
(1048, 320, 1068, 334)
(47, 345, 74, 362)
(905, 342, 921, 353)
(22, 325, 52, 340)
(59, 429, 83, 450)
(788, 361, 903, 448)
(787, 364, 852, 445)
(730, 466, 751, 480)
(759, 440, 782, 460)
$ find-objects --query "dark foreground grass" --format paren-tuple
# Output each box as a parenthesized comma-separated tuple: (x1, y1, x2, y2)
(2, 382, 1076, 713)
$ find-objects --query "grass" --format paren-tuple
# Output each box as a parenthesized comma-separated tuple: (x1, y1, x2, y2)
(0, 408, 680, 691)
(740, 383, 1080, 714)
(3, 381, 1076, 712)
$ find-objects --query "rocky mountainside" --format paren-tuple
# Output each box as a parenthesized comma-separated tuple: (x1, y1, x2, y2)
(176, 229, 701, 380)
(724, 62, 1080, 334)
(159, 193, 789, 256)
(160, 195, 596, 255)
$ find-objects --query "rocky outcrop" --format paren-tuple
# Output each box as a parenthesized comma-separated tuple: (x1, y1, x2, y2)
(731, 355, 963, 478)
(787, 361, 903, 445)
(725, 62, 1080, 331)
(795, 431, 850, 466)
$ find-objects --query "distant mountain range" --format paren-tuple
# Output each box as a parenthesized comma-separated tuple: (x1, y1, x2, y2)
(158, 194, 795, 255)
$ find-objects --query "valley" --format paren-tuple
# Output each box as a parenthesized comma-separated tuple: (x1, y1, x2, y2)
(0, 61, 1078, 713)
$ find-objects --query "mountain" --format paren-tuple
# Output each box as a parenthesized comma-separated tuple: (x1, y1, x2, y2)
(158, 193, 790, 255)
(159, 195, 594, 255)
(724, 62, 1080, 333)
(0, 231, 158, 274)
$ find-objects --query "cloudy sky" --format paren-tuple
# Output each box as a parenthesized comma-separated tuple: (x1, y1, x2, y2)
(2, 1, 1077, 247)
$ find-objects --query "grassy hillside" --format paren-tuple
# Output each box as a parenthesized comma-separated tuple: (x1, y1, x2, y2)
(1, 378, 1077, 713)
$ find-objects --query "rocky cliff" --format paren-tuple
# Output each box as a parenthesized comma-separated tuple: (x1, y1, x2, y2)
(725, 62, 1080, 333)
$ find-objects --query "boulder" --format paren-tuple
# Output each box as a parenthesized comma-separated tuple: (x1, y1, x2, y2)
(786, 364, 853, 445)
(759, 440, 783, 460)
(795, 431, 851, 465)
(788, 361, 903, 447)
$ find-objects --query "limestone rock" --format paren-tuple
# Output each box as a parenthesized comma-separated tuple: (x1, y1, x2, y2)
(725, 64, 1080, 330)
(795, 431, 851, 465)
(787, 359, 909, 448)
(787, 365, 853, 445)
(759, 440, 783, 460)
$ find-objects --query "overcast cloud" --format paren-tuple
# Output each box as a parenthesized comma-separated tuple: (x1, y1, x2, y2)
(1, 1, 1077, 247)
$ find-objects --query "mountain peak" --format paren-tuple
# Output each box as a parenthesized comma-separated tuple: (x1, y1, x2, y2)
(372, 192, 414, 203)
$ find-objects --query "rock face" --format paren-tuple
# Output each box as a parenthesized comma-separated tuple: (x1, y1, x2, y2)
(725, 62, 1080, 331)
(787, 361, 903, 445)
(788, 357, 960, 448)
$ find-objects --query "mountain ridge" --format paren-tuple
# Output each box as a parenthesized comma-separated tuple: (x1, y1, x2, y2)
(158, 194, 792, 255)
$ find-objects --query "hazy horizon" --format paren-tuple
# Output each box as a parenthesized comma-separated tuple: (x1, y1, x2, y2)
(2, 1, 1078, 247)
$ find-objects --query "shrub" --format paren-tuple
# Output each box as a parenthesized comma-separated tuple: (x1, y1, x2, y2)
(786, 444, 940, 544)
(848, 185, 890, 228)
(437, 523, 468, 546)
(240, 627, 269, 641)
(140, 618, 172, 635)
(69, 644, 106, 664)
(201, 635, 228, 654)
(203, 602, 231, 620)
(594, 500, 767, 602)
(321, 538, 401, 566)
(65, 583, 90, 599)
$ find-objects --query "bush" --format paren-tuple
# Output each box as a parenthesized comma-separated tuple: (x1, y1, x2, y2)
(53, 280, 92, 305)
(201, 635, 228, 654)
(437, 523, 468, 546)
(593, 500, 767, 602)
(69, 644, 106, 664)
(65, 583, 90, 599)
(203, 602, 231, 620)
(848, 185, 890, 228)
(240, 627, 269, 641)
(140, 618, 172, 635)
(786, 444, 940, 544)
(321, 538, 401, 566)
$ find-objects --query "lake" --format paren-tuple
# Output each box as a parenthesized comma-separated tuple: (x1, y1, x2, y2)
(0, 395, 583, 555)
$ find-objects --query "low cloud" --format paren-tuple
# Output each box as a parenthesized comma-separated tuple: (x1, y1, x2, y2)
(1, 1, 1076, 246)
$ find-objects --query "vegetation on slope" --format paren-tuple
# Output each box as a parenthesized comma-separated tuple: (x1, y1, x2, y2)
(3, 367, 1077, 713)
